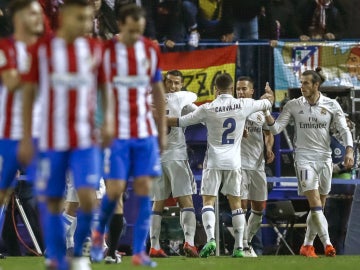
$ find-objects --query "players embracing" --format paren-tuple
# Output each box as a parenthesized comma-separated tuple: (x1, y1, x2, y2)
(168, 73, 274, 258)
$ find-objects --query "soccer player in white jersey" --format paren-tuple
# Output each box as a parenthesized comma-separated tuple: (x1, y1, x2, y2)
(149, 70, 199, 258)
(0, 0, 43, 233)
(168, 73, 274, 258)
(236, 77, 275, 257)
(264, 67, 354, 258)
(18, 1, 114, 269)
(91, 4, 166, 267)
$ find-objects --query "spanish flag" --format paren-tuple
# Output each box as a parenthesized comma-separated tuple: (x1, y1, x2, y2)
(161, 46, 237, 105)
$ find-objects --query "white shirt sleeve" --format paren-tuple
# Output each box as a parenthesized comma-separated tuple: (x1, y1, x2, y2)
(244, 98, 273, 116)
(179, 105, 206, 127)
(178, 91, 198, 108)
(268, 102, 292, 135)
(331, 101, 353, 148)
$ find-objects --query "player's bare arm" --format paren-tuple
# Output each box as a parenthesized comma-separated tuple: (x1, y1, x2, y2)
(99, 83, 115, 147)
(18, 82, 36, 165)
(152, 81, 167, 153)
(167, 117, 179, 127)
(263, 130, 275, 164)
(344, 146, 354, 169)
(1, 68, 21, 92)
(260, 82, 275, 105)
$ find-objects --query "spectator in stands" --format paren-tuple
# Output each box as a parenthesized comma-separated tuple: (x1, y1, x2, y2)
(230, 0, 264, 78)
(260, 0, 298, 40)
(115, 0, 157, 42)
(91, 0, 118, 39)
(152, 0, 200, 49)
(197, 0, 233, 42)
(0, 1, 11, 37)
(296, 0, 345, 41)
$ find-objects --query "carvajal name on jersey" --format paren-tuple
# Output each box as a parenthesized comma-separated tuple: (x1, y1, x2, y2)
(215, 103, 241, 112)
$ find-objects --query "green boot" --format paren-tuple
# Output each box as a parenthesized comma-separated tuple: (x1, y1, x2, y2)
(232, 247, 245, 258)
(199, 239, 216, 258)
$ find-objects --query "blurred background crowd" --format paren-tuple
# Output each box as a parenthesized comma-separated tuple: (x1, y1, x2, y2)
(1, 0, 360, 49)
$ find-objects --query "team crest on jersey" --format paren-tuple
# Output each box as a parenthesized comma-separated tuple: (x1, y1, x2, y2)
(0, 50, 7, 67)
(257, 114, 263, 122)
(320, 108, 327, 115)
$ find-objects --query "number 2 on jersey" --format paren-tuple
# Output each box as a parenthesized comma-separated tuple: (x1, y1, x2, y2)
(222, 118, 236, 144)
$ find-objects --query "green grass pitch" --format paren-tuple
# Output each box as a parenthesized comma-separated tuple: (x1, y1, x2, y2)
(1, 256, 360, 270)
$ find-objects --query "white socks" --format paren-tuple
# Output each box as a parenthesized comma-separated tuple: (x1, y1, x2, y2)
(246, 210, 262, 243)
(62, 212, 77, 249)
(232, 208, 246, 249)
(181, 208, 196, 246)
(303, 211, 317, 246)
(150, 212, 162, 250)
(243, 221, 249, 248)
(202, 206, 215, 242)
(309, 207, 332, 247)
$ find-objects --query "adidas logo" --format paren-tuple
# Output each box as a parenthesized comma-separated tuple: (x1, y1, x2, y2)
(298, 110, 304, 114)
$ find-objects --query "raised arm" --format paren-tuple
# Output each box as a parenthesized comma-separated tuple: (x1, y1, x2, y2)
(264, 102, 292, 135)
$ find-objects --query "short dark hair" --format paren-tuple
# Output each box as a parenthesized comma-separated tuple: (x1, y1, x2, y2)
(165, 70, 183, 81)
(302, 67, 325, 86)
(8, 0, 37, 18)
(62, 0, 91, 8)
(237, 76, 254, 87)
(116, 4, 146, 23)
(215, 73, 233, 91)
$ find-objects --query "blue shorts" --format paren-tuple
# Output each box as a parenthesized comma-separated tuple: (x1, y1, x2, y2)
(104, 136, 161, 180)
(37, 147, 101, 198)
(0, 139, 38, 190)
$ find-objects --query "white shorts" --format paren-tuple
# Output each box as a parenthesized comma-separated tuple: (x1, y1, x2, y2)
(200, 168, 241, 197)
(295, 160, 333, 196)
(150, 160, 196, 201)
(240, 169, 267, 201)
(65, 177, 106, 202)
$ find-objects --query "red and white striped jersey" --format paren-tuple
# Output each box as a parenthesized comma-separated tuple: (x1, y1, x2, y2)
(0, 37, 41, 140)
(21, 36, 107, 151)
(103, 37, 161, 139)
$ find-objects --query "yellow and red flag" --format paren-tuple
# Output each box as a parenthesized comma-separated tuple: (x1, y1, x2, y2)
(160, 46, 237, 105)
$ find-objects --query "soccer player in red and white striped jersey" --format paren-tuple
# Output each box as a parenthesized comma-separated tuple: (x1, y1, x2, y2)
(0, 0, 43, 218)
(91, 4, 166, 267)
(18, 1, 114, 269)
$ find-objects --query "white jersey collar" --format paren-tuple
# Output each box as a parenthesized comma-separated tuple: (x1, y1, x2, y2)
(301, 93, 324, 106)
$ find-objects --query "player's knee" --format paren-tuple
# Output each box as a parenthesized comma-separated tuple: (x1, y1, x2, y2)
(251, 201, 265, 212)
(178, 196, 193, 208)
(152, 200, 166, 212)
(227, 195, 242, 210)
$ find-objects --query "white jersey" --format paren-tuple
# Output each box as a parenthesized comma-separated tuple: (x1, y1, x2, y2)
(241, 111, 268, 170)
(162, 91, 197, 162)
(269, 94, 353, 162)
(179, 94, 272, 170)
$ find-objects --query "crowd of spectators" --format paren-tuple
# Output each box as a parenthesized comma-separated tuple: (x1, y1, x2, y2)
(1, 0, 360, 47)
